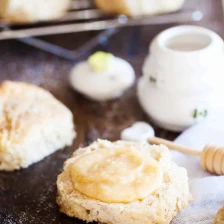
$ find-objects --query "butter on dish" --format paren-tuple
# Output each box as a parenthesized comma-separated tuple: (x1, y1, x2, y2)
(69, 52, 135, 101)
(57, 139, 191, 224)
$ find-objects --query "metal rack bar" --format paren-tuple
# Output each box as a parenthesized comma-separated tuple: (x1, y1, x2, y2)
(0, 10, 203, 41)
(0, 0, 203, 60)
(18, 28, 119, 61)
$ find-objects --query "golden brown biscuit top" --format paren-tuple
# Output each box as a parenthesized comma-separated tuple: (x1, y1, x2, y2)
(0, 81, 71, 146)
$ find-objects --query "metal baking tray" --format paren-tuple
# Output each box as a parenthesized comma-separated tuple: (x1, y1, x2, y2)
(0, 0, 203, 60)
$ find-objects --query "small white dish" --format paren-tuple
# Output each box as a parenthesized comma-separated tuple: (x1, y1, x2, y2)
(70, 52, 135, 101)
(121, 121, 155, 141)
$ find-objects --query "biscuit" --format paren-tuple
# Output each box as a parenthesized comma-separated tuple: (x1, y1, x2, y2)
(0, 81, 76, 171)
(57, 139, 191, 224)
(94, 0, 185, 17)
(0, 0, 71, 23)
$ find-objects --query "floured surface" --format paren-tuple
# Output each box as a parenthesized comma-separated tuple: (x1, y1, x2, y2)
(0, 36, 174, 224)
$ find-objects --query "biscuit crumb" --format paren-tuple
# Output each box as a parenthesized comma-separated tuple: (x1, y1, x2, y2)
(215, 208, 224, 224)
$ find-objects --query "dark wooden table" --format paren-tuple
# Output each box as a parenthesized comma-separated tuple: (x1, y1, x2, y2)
(0, 0, 223, 223)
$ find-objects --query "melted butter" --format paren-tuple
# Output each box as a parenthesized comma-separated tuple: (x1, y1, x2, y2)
(71, 147, 162, 203)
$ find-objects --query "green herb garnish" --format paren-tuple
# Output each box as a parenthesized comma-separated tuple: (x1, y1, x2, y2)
(192, 109, 208, 119)
(149, 76, 157, 83)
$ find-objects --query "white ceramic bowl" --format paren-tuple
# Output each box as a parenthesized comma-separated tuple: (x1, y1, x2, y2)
(70, 57, 135, 101)
(138, 25, 224, 131)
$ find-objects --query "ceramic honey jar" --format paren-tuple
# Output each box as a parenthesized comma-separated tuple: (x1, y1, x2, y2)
(138, 25, 224, 131)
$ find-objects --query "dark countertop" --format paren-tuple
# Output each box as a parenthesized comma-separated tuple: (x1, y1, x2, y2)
(0, 0, 223, 223)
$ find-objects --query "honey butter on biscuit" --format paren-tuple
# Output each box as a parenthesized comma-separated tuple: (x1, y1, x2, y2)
(57, 139, 191, 224)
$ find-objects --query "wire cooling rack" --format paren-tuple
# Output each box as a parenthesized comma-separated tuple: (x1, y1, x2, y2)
(0, 0, 204, 60)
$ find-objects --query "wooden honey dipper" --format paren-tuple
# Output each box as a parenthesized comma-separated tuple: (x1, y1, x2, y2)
(148, 137, 224, 175)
